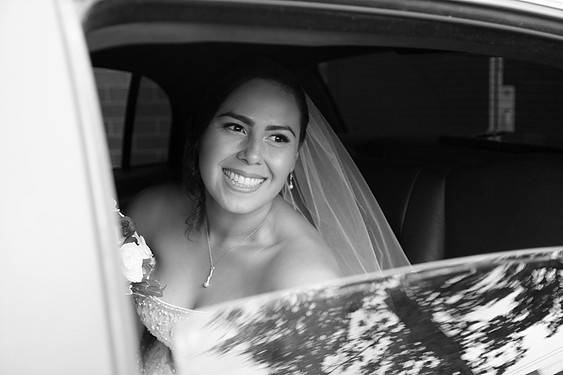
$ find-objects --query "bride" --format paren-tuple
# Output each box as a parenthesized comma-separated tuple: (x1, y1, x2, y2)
(127, 59, 409, 374)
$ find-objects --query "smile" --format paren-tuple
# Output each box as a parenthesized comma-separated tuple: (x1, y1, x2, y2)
(222, 168, 266, 190)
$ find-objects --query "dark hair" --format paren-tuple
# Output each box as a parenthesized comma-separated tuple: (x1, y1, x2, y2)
(182, 59, 309, 233)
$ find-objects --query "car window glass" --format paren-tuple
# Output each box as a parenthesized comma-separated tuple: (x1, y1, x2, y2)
(503, 59, 563, 140)
(130, 76, 172, 166)
(94, 68, 172, 168)
(321, 52, 563, 147)
(94, 67, 130, 168)
(321, 52, 488, 137)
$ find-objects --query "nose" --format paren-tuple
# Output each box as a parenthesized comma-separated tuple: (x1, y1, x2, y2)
(237, 135, 263, 165)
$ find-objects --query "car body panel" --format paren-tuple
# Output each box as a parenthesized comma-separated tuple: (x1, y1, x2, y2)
(84, 0, 563, 45)
(0, 0, 137, 373)
(172, 247, 563, 374)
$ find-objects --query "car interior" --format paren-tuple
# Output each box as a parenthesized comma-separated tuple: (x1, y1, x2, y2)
(86, 2, 563, 265)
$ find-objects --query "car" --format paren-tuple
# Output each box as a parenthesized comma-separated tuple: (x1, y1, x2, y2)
(1, 0, 562, 373)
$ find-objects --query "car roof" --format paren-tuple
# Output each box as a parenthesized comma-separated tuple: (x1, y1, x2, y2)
(83, 0, 563, 50)
(79, 0, 563, 19)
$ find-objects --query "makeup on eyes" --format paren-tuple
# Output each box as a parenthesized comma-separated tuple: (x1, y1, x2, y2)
(268, 134, 289, 143)
(218, 112, 297, 139)
(219, 118, 295, 146)
(223, 123, 247, 134)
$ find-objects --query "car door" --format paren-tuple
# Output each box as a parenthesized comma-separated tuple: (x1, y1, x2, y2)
(0, 1, 138, 373)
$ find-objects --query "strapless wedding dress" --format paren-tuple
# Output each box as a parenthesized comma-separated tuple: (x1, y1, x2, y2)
(135, 294, 207, 375)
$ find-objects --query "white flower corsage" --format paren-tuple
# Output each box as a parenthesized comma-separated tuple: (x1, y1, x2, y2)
(115, 202, 164, 296)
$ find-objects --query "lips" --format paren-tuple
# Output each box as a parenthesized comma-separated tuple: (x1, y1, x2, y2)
(222, 168, 266, 190)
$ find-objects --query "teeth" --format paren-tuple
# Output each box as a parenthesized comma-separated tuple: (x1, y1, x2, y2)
(223, 169, 265, 188)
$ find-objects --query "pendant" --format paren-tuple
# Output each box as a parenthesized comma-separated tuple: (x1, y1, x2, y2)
(202, 266, 215, 288)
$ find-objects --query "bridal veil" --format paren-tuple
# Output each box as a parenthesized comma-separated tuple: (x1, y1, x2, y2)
(282, 96, 410, 276)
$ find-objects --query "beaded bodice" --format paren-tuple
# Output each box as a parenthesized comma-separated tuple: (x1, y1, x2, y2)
(134, 294, 206, 349)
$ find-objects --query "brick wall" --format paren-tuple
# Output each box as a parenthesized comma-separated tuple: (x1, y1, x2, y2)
(95, 68, 129, 167)
(131, 77, 171, 165)
(94, 68, 171, 168)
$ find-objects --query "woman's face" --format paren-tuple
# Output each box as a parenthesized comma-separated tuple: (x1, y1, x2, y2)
(199, 78, 301, 214)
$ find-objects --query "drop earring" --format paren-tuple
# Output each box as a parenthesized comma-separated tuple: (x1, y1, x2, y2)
(288, 172, 295, 190)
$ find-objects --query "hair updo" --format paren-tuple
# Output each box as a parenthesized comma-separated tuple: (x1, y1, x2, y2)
(182, 59, 309, 233)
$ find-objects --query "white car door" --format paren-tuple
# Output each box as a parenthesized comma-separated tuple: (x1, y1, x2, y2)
(0, 1, 138, 374)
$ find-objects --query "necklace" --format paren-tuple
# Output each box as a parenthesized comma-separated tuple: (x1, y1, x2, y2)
(202, 213, 270, 288)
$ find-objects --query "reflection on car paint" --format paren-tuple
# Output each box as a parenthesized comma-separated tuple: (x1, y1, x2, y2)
(173, 248, 563, 374)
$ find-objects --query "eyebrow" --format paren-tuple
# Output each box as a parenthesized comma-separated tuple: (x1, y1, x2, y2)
(218, 111, 297, 138)
(219, 111, 253, 125)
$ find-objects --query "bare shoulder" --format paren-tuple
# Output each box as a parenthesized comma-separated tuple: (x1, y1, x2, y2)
(126, 184, 197, 273)
(127, 184, 192, 241)
(266, 198, 342, 291)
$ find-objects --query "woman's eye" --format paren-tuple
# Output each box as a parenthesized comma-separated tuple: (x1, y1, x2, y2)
(225, 123, 246, 134)
(268, 134, 290, 143)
